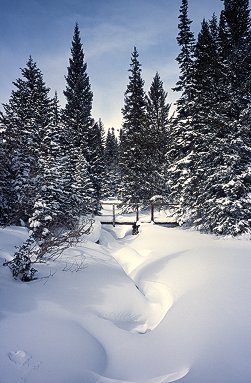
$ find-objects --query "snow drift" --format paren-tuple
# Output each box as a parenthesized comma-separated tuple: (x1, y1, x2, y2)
(1, 222, 251, 383)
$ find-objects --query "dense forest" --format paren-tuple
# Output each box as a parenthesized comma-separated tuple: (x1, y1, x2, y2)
(0, 0, 251, 279)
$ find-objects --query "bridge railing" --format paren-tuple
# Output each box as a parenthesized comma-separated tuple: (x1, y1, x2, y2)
(99, 201, 179, 227)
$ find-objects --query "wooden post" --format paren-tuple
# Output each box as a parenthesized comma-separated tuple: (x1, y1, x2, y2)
(136, 204, 139, 222)
(112, 204, 116, 227)
(151, 203, 154, 222)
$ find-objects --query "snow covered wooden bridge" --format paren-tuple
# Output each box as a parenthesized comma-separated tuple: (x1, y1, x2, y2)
(98, 200, 179, 227)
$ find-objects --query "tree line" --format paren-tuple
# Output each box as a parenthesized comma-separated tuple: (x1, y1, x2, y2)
(119, 0, 251, 237)
(1, 0, 251, 264)
(168, 0, 251, 236)
(0, 25, 103, 238)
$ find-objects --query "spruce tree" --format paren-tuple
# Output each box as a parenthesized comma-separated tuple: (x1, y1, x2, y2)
(223, 0, 251, 118)
(167, 0, 251, 236)
(63, 23, 93, 150)
(166, 0, 195, 216)
(1, 57, 53, 225)
(86, 119, 106, 212)
(104, 127, 120, 197)
(146, 72, 170, 197)
(52, 91, 61, 126)
(72, 149, 94, 217)
(200, 0, 251, 236)
(0, 127, 10, 223)
(63, 23, 103, 214)
(173, 0, 195, 117)
(29, 116, 76, 239)
(120, 47, 149, 204)
(179, 16, 226, 225)
(105, 128, 119, 166)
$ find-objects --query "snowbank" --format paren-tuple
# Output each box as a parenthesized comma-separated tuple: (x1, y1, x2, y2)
(1, 223, 251, 382)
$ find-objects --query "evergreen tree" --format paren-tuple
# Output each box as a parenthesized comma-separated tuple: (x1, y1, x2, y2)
(52, 91, 61, 126)
(178, 16, 226, 224)
(104, 127, 120, 197)
(72, 149, 94, 217)
(1, 57, 53, 225)
(223, 0, 251, 118)
(199, 104, 251, 235)
(199, 0, 251, 235)
(167, 0, 251, 236)
(63, 23, 100, 214)
(120, 47, 149, 204)
(173, 0, 195, 117)
(87, 119, 106, 212)
(0, 127, 10, 223)
(146, 72, 170, 197)
(28, 116, 78, 239)
(166, 0, 196, 215)
(63, 23, 93, 150)
(105, 128, 119, 165)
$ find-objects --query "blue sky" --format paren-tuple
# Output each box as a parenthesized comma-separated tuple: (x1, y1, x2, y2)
(0, 0, 224, 129)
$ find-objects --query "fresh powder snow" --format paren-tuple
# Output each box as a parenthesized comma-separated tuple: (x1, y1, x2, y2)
(1, 222, 251, 383)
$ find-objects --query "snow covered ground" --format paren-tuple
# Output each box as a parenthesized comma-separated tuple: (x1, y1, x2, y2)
(1, 221, 251, 383)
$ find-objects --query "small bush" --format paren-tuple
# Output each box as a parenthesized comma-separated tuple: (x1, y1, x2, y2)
(4, 237, 38, 282)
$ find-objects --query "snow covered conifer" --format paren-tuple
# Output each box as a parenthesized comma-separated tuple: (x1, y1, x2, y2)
(199, 0, 251, 235)
(52, 91, 61, 126)
(63, 23, 93, 149)
(87, 119, 106, 213)
(104, 127, 120, 197)
(173, 0, 195, 117)
(165, 0, 195, 215)
(120, 47, 149, 204)
(105, 128, 119, 166)
(1, 57, 53, 225)
(167, 0, 251, 236)
(63, 23, 95, 214)
(29, 118, 70, 240)
(146, 72, 170, 197)
(178, 16, 227, 223)
(0, 127, 10, 223)
(223, 0, 251, 119)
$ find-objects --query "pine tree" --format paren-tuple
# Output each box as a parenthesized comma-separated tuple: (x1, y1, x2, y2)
(1, 57, 53, 225)
(179, 16, 226, 225)
(167, 0, 251, 236)
(173, 0, 195, 117)
(167, 10, 223, 224)
(72, 149, 94, 217)
(87, 119, 106, 212)
(223, 0, 251, 119)
(104, 127, 120, 197)
(63, 23, 93, 150)
(63, 23, 96, 214)
(199, 0, 251, 236)
(146, 72, 170, 197)
(0, 126, 10, 223)
(105, 128, 119, 165)
(52, 91, 61, 126)
(166, 0, 195, 215)
(120, 47, 149, 204)
(29, 118, 73, 240)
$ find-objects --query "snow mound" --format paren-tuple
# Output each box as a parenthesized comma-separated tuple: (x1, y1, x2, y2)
(82, 218, 102, 243)
(100, 229, 174, 332)
(1, 223, 251, 382)
(90, 367, 190, 383)
(0, 225, 29, 261)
